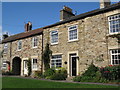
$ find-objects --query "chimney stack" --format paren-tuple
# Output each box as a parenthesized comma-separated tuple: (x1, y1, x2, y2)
(60, 6, 75, 21)
(2, 32, 9, 40)
(25, 21, 32, 32)
(100, 0, 111, 9)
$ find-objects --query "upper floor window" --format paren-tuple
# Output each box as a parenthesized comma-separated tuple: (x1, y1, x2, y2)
(32, 37, 38, 48)
(4, 43, 8, 53)
(50, 30, 58, 44)
(68, 25, 78, 41)
(110, 49, 120, 65)
(17, 40, 22, 50)
(32, 59, 37, 70)
(108, 14, 120, 34)
(51, 55, 62, 68)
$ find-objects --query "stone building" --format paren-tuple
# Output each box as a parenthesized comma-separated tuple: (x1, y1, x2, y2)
(43, 1, 120, 77)
(2, 22, 43, 76)
(1, 0, 120, 77)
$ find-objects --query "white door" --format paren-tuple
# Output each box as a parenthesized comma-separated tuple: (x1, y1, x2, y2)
(23, 60, 28, 75)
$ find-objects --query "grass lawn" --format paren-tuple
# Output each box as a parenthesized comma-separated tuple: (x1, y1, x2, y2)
(2, 77, 118, 88)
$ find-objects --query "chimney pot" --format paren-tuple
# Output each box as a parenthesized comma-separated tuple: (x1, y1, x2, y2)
(3, 32, 9, 39)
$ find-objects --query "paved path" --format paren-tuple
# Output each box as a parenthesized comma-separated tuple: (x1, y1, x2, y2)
(2, 75, 120, 87)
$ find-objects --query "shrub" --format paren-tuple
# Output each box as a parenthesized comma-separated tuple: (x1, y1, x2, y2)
(73, 75, 81, 82)
(44, 68, 67, 80)
(50, 68, 67, 80)
(34, 71, 42, 78)
(73, 63, 99, 82)
(100, 65, 120, 81)
(50, 73, 67, 80)
(27, 59, 31, 76)
(2, 71, 13, 75)
(44, 68, 55, 77)
(42, 43, 52, 70)
(82, 63, 99, 77)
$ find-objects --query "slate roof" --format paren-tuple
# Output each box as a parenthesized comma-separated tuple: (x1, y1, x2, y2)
(2, 28, 43, 43)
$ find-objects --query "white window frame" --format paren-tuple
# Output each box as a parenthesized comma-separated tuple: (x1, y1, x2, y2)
(110, 49, 120, 65)
(32, 58, 38, 70)
(51, 55, 62, 68)
(17, 40, 22, 50)
(108, 14, 120, 34)
(4, 43, 8, 53)
(2, 60, 7, 69)
(68, 25, 78, 42)
(50, 30, 58, 45)
(32, 37, 38, 48)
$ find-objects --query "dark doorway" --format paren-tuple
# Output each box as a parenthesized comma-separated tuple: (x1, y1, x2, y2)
(12, 57, 21, 75)
(72, 57, 77, 76)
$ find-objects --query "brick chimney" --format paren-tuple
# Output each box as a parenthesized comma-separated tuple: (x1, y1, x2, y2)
(25, 21, 32, 32)
(100, 0, 111, 9)
(60, 6, 75, 21)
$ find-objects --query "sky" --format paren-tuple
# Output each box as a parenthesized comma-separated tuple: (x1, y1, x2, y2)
(2, 1, 119, 36)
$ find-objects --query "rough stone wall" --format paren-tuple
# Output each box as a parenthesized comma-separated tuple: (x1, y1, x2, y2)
(1, 34, 43, 75)
(1, 42, 11, 71)
(43, 9, 119, 76)
(11, 35, 43, 75)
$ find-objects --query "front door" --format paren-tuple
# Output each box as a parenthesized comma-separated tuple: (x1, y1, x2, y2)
(23, 60, 28, 75)
(71, 56, 77, 76)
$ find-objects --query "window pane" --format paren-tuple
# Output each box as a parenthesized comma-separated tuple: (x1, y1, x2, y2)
(109, 14, 120, 33)
(51, 55, 62, 68)
(51, 31, 58, 44)
(111, 49, 120, 65)
(32, 37, 37, 47)
(69, 25, 78, 41)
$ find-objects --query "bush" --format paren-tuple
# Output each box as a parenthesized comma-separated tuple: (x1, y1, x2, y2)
(2, 71, 13, 75)
(27, 59, 32, 76)
(73, 63, 99, 82)
(44, 68, 67, 80)
(34, 71, 42, 78)
(100, 65, 120, 81)
(44, 68, 55, 78)
(73, 75, 81, 82)
(50, 68, 67, 80)
(73, 64, 120, 83)
(50, 73, 67, 80)
(82, 63, 99, 77)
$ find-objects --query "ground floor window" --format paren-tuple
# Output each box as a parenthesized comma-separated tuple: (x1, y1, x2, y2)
(32, 59, 37, 70)
(110, 49, 120, 65)
(51, 55, 62, 68)
(2, 61, 7, 69)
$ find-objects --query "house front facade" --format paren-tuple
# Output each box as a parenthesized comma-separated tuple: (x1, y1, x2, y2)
(1, 23, 43, 76)
(1, 0, 120, 77)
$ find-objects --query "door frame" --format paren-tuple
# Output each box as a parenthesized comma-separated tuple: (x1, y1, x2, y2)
(68, 51, 79, 77)
(23, 60, 28, 75)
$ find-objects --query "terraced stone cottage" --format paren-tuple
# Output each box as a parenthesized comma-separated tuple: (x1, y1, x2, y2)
(1, 0, 120, 77)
